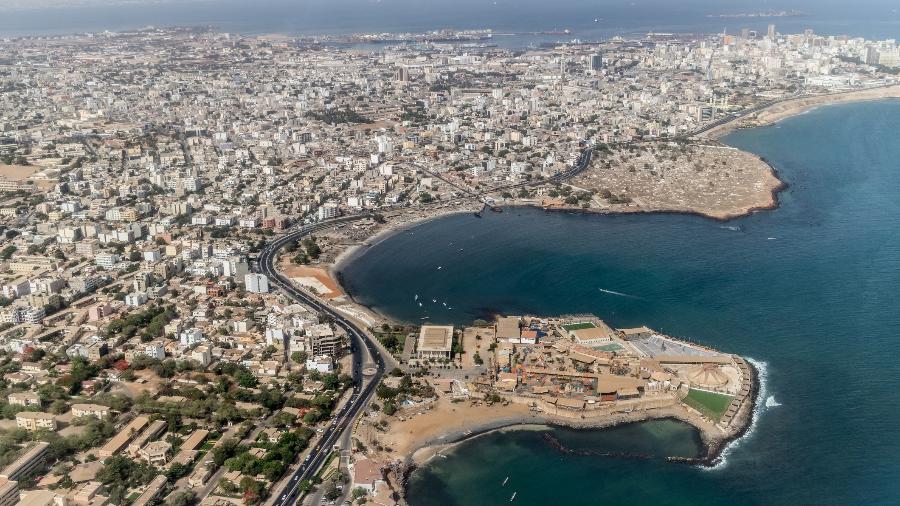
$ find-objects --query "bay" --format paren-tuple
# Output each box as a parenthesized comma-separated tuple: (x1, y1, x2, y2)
(341, 100, 900, 504)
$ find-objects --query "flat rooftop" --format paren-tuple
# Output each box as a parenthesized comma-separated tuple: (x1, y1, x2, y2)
(418, 325, 453, 352)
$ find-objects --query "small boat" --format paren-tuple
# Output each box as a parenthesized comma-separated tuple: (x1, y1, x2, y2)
(414, 294, 419, 301)
(418, 302, 423, 307)
(437, 266, 443, 270)
(432, 299, 437, 303)
(442, 302, 447, 307)
(502, 477, 509, 486)
(510, 492, 517, 502)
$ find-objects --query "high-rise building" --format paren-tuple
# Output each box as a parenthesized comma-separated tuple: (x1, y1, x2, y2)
(590, 53, 603, 72)
(767, 24, 776, 40)
(396, 66, 410, 82)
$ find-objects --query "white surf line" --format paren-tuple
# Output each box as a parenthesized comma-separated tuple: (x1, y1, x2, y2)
(598, 288, 642, 299)
(703, 357, 769, 471)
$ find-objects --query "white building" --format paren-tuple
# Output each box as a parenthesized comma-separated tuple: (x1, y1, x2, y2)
(305, 355, 334, 373)
(245, 273, 269, 294)
(124, 292, 148, 307)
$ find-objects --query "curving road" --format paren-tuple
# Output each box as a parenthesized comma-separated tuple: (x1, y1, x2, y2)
(255, 215, 387, 506)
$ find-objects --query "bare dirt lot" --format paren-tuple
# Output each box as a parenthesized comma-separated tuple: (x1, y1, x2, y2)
(567, 141, 783, 220)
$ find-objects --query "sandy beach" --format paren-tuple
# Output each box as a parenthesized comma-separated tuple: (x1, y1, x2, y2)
(329, 203, 482, 276)
(703, 84, 900, 138)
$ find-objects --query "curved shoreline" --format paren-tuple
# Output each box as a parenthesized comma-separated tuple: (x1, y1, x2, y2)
(701, 84, 900, 139)
(322, 95, 900, 503)
(395, 360, 760, 502)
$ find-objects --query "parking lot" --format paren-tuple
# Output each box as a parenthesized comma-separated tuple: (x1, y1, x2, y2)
(629, 334, 719, 358)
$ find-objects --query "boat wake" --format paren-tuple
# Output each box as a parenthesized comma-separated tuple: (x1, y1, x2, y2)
(703, 357, 769, 471)
(598, 288, 642, 299)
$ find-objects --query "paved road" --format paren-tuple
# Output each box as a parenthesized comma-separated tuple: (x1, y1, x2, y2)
(254, 216, 388, 506)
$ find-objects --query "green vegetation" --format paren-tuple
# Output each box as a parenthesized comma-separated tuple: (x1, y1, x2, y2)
(105, 304, 177, 341)
(307, 108, 371, 125)
(97, 455, 158, 505)
(683, 389, 733, 421)
(213, 427, 316, 502)
(562, 322, 596, 331)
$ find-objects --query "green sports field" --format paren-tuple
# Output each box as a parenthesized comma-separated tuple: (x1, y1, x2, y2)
(683, 389, 733, 421)
(562, 322, 596, 331)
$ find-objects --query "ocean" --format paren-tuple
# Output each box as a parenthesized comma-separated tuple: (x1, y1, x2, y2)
(2, 0, 899, 43)
(339, 100, 900, 504)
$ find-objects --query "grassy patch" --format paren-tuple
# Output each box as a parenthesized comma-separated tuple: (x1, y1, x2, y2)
(594, 343, 623, 352)
(683, 389, 733, 421)
(562, 322, 596, 331)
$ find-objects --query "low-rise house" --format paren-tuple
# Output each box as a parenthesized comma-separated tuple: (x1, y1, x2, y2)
(15, 412, 56, 431)
(71, 403, 110, 419)
(8, 392, 40, 407)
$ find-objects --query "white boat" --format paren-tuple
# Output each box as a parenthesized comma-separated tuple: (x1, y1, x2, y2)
(502, 477, 509, 486)
(510, 492, 517, 502)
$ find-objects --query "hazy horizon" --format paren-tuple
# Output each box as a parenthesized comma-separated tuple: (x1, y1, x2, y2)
(1, 0, 899, 38)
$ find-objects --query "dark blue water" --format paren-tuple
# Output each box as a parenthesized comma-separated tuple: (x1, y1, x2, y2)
(342, 101, 900, 504)
(2, 0, 899, 42)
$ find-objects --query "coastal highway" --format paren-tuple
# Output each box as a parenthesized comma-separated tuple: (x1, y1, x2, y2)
(254, 215, 387, 506)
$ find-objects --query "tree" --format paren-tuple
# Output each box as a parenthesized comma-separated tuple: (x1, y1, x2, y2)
(290, 351, 307, 364)
(269, 412, 296, 428)
(302, 410, 321, 425)
(166, 491, 196, 506)
(419, 192, 434, 203)
(323, 480, 340, 501)
(380, 335, 399, 351)
(166, 463, 190, 480)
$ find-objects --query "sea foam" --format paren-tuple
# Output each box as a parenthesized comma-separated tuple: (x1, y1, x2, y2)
(703, 357, 769, 471)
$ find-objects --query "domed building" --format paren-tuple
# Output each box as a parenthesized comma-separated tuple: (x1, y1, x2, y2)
(687, 364, 729, 389)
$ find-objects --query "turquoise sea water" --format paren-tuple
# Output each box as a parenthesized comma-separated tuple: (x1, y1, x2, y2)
(340, 101, 900, 504)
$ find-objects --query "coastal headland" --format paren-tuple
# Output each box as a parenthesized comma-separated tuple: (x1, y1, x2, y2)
(341, 315, 757, 504)
(272, 96, 895, 504)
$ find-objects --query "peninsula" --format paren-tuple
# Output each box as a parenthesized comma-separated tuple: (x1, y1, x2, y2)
(345, 316, 756, 500)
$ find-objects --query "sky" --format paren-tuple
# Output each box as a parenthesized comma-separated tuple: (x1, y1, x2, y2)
(2, 0, 896, 10)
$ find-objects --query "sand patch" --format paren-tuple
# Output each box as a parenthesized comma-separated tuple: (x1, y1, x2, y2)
(0, 164, 38, 181)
